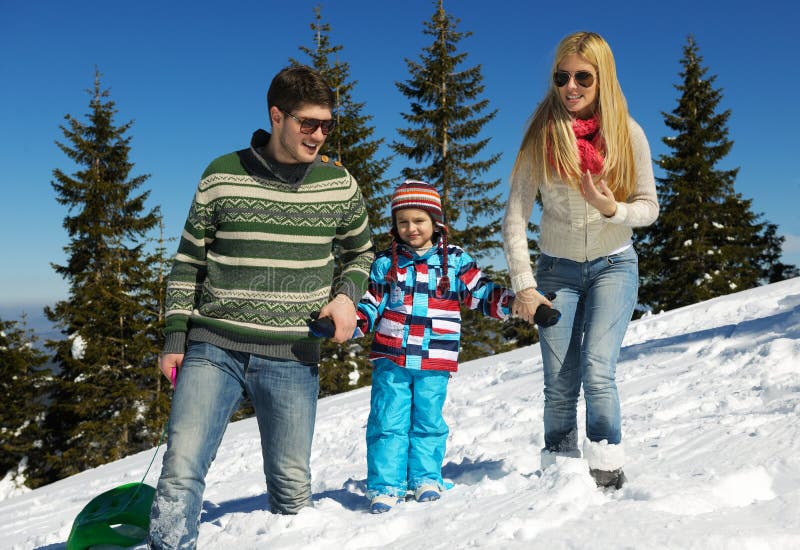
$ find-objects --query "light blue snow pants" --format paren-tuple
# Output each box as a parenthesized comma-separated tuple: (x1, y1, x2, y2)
(366, 363, 450, 498)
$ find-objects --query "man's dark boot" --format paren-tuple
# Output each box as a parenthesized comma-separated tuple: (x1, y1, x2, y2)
(590, 468, 627, 490)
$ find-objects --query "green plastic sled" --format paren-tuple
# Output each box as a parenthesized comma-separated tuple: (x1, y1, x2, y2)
(66, 482, 155, 550)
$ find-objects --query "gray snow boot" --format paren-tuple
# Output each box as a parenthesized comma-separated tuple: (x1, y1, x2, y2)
(589, 468, 627, 490)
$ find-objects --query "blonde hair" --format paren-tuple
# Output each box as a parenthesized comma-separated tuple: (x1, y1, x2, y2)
(512, 31, 635, 200)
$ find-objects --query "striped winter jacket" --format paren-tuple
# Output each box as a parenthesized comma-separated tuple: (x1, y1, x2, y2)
(356, 240, 514, 372)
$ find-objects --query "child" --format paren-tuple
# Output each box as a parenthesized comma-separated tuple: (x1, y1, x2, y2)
(356, 180, 515, 513)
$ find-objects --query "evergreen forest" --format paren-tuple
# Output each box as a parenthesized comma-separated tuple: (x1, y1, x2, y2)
(1, 1, 795, 490)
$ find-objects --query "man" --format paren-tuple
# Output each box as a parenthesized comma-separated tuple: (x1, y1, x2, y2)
(149, 65, 373, 549)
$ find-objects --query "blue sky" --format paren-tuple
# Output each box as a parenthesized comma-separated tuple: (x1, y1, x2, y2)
(1, 0, 798, 316)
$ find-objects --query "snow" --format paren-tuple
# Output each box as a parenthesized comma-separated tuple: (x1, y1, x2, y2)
(2, 278, 799, 549)
(69, 333, 86, 360)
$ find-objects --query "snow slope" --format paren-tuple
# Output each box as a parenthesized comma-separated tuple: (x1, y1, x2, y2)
(2, 278, 799, 549)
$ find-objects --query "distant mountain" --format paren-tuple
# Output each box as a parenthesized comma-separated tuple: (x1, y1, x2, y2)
(0, 303, 61, 344)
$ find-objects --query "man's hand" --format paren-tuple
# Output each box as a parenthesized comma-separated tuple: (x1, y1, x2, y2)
(318, 293, 357, 343)
(160, 353, 184, 387)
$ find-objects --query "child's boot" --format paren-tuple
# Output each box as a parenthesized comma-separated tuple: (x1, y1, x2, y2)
(414, 484, 441, 502)
(370, 494, 401, 514)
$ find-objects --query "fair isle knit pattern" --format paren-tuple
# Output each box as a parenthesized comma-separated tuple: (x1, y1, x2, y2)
(163, 129, 374, 363)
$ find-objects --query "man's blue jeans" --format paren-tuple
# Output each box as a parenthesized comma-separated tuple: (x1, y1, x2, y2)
(148, 341, 319, 549)
(535, 247, 638, 450)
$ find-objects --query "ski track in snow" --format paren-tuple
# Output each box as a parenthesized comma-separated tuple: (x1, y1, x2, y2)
(1, 278, 799, 549)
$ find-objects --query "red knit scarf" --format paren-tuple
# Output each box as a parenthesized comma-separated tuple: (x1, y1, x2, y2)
(572, 115, 605, 175)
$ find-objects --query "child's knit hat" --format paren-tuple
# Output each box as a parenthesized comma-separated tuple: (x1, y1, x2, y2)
(390, 180, 445, 228)
(387, 179, 450, 295)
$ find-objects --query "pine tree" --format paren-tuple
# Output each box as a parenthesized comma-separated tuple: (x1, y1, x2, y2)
(138, 219, 174, 429)
(291, 5, 392, 245)
(0, 314, 49, 488)
(291, 6, 391, 395)
(392, 0, 508, 360)
(39, 70, 167, 484)
(755, 224, 799, 283)
(638, 36, 797, 313)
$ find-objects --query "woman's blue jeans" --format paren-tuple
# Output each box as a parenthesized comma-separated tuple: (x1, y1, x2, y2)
(536, 247, 638, 451)
(149, 341, 319, 549)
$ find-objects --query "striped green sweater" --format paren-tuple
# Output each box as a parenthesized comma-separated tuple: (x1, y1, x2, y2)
(163, 130, 374, 363)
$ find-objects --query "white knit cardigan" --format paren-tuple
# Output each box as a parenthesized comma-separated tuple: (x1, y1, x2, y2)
(502, 117, 659, 292)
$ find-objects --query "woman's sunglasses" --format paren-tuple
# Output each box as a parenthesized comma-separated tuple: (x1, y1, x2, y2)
(280, 109, 336, 135)
(553, 70, 595, 88)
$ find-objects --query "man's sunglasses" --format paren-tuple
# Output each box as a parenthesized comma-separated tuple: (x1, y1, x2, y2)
(280, 109, 336, 135)
(553, 70, 595, 88)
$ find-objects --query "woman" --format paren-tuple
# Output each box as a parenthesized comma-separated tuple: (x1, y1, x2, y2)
(503, 31, 659, 489)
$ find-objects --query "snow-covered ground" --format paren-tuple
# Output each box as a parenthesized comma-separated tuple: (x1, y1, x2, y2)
(2, 278, 799, 549)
